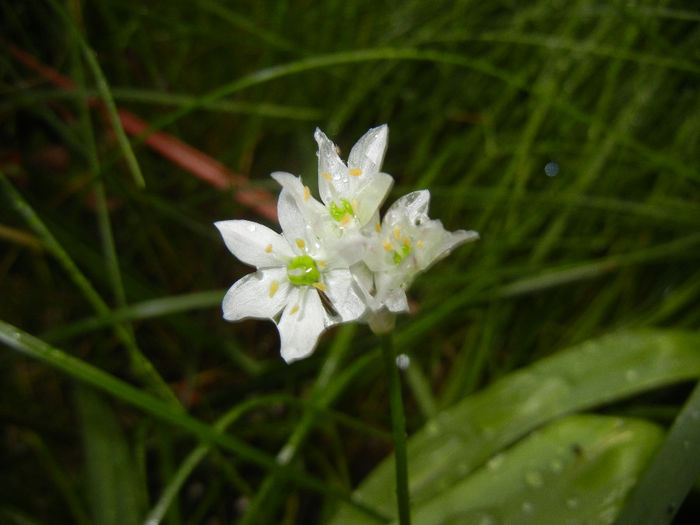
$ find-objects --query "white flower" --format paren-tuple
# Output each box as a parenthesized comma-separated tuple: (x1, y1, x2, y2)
(363, 190, 479, 314)
(215, 184, 367, 363)
(315, 125, 394, 229)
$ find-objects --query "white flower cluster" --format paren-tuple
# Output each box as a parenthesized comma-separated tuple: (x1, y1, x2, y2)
(216, 125, 478, 362)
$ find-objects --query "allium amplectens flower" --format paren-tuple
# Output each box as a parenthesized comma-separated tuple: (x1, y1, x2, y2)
(215, 185, 366, 363)
(216, 126, 478, 361)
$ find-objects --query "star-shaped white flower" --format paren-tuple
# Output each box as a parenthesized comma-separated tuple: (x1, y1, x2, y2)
(315, 125, 394, 229)
(215, 185, 367, 363)
(362, 190, 479, 314)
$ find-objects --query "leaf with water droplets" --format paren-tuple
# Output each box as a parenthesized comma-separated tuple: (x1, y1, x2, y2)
(329, 330, 700, 524)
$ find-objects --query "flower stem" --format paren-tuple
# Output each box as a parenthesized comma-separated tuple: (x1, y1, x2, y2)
(380, 334, 411, 525)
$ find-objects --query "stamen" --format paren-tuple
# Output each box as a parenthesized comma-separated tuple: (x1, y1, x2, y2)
(383, 241, 393, 251)
(321, 172, 333, 181)
(303, 186, 311, 201)
(269, 280, 279, 298)
(418, 240, 424, 248)
(313, 282, 327, 291)
(264, 244, 273, 253)
(348, 168, 362, 176)
(375, 221, 381, 233)
(318, 260, 326, 267)
(339, 214, 352, 226)
(393, 226, 400, 240)
(403, 237, 411, 248)
(290, 304, 299, 315)
(296, 238, 305, 249)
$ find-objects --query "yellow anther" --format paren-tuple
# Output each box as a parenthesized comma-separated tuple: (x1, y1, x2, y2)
(264, 244, 272, 253)
(348, 168, 362, 176)
(303, 186, 311, 201)
(339, 214, 352, 226)
(403, 237, 411, 248)
(383, 241, 393, 251)
(318, 260, 327, 267)
(375, 221, 381, 233)
(418, 240, 424, 248)
(295, 238, 305, 249)
(312, 282, 327, 291)
(290, 304, 299, 315)
(269, 280, 279, 298)
(393, 226, 400, 240)
(321, 172, 333, 181)
(351, 199, 358, 210)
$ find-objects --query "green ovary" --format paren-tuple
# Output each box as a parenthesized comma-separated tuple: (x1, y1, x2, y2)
(329, 198, 354, 221)
(287, 255, 320, 285)
(393, 244, 412, 265)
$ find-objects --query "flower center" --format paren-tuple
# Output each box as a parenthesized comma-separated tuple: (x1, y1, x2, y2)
(286, 255, 320, 286)
(329, 198, 354, 222)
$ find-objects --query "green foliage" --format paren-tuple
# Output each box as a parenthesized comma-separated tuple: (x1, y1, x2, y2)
(1, 0, 699, 523)
(330, 330, 700, 524)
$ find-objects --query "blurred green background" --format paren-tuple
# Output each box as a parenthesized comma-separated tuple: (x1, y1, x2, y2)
(1, 1, 699, 523)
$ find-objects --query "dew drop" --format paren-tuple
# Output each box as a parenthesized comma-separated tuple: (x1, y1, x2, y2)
(426, 421, 440, 436)
(544, 161, 559, 177)
(525, 470, 544, 488)
(487, 453, 505, 470)
(395, 353, 411, 370)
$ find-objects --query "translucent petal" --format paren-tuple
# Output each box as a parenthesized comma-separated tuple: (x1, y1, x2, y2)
(215, 220, 292, 268)
(277, 287, 332, 363)
(222, 268, 290, 321)
(384, 190, 431, 227)
(272, 171, 330, 235)
(375, 272, 409, 313)
(415, 222, 479, 270)
(354, 172, 394, 225)
(323, 269, 368, 322)
(348, 124, 388, 174)
(315, 128, 348, 205)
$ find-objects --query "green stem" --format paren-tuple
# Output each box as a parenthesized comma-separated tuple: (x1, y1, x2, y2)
(380, 334, 411, 525)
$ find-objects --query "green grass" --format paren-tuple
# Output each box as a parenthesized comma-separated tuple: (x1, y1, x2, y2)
(1, 1, 699, 523)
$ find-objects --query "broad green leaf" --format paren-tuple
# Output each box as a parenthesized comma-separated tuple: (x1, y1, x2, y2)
(331, 330, 700, 523)
(75, 386, 145, 525)
(399, 415, 663, 525)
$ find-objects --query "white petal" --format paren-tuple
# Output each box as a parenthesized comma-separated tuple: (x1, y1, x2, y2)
(375, 272, 409, 313)
(277, 188, 310, 250)
(348, 124, 388, 174)
(323, 269, 368, 322)
(315, 128, 348, 205)
(354, 172, 394, 225)
(222, 268, 290, 321)
(215, 220, 292, 268)
(277, 287, 332, 363)
(272, 171, 330, 234)
(385, 190, 431, 227)
(415, 222, 479, 270)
